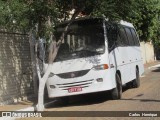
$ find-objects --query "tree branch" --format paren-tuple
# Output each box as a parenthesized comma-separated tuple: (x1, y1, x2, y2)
(48, 7, 85, 64)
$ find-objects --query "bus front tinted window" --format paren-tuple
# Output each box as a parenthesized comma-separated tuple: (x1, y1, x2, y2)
(54, 19, 105, 62)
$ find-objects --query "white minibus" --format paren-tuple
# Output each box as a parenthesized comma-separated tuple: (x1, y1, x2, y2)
(45, 17, 144, 102)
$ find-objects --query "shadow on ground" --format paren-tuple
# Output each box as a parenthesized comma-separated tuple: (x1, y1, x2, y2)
(45, 91, 112, 109)
(45, 86, 160, 109)
(120, 98, 160, 102)
(121, 93, 160, 102)
(44, 85, 138, 109)
(152, 67, 160, 72)
(35, 86, 132, 108)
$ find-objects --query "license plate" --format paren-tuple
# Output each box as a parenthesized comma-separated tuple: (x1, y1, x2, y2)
(68, 86, 82, 93)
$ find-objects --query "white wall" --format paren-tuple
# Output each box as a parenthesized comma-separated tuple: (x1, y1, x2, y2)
(140, 42, 155, 64)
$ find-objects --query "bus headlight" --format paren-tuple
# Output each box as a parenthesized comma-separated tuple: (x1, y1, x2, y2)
(92, 64, 109, 70)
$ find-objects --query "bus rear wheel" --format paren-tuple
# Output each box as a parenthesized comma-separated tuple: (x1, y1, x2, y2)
(111, 73, 122, 100)
(132, 69, 140, 88)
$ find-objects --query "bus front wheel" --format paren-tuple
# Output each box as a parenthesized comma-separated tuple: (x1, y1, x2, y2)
(110, 73, 122, 100)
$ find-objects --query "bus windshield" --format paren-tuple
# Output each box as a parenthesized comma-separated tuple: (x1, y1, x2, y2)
(55, 19, 105, 62)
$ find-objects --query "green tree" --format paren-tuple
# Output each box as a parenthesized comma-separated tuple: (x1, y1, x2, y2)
(92, 0, 135, 21)
(0, 0, 98, 111)
(92, 0, 160, 44)
(128, 0, 160, 42)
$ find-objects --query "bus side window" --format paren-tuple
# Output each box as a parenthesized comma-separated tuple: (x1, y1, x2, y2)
(118, 27, 128, 46)
(116, 30, 123, 46)
(106, 24, 118, 50)
(125, 27, 135, 46)
(130, 28, 140, 46)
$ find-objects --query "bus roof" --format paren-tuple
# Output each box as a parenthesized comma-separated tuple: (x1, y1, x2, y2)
(119, 20, 134, 28)
(57, 17, 134, 28)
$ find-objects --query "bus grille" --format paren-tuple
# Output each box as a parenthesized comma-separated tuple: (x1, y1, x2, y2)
(56, 79, 94, 90)
(56, 69, 90, 79)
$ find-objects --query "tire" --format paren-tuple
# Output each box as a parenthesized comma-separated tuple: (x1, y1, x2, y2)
(111, 73, 122, 100)
(132, 69, 140, 88)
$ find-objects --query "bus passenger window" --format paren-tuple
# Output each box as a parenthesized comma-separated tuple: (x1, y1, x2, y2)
(116, 33, 123, 46)
(125, 28, 135, 46)
(118, 27, 128, 46)
(106, 24, 118, 50)
(131, 28, 140, 46)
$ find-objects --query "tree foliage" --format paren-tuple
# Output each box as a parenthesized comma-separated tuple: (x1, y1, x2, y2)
(1, 0, 160, 44)
(128, 0, 160, 42)
(0, 0, 96, 38)
(92, 0, 135, 21)
(92, 0, 160, 44)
